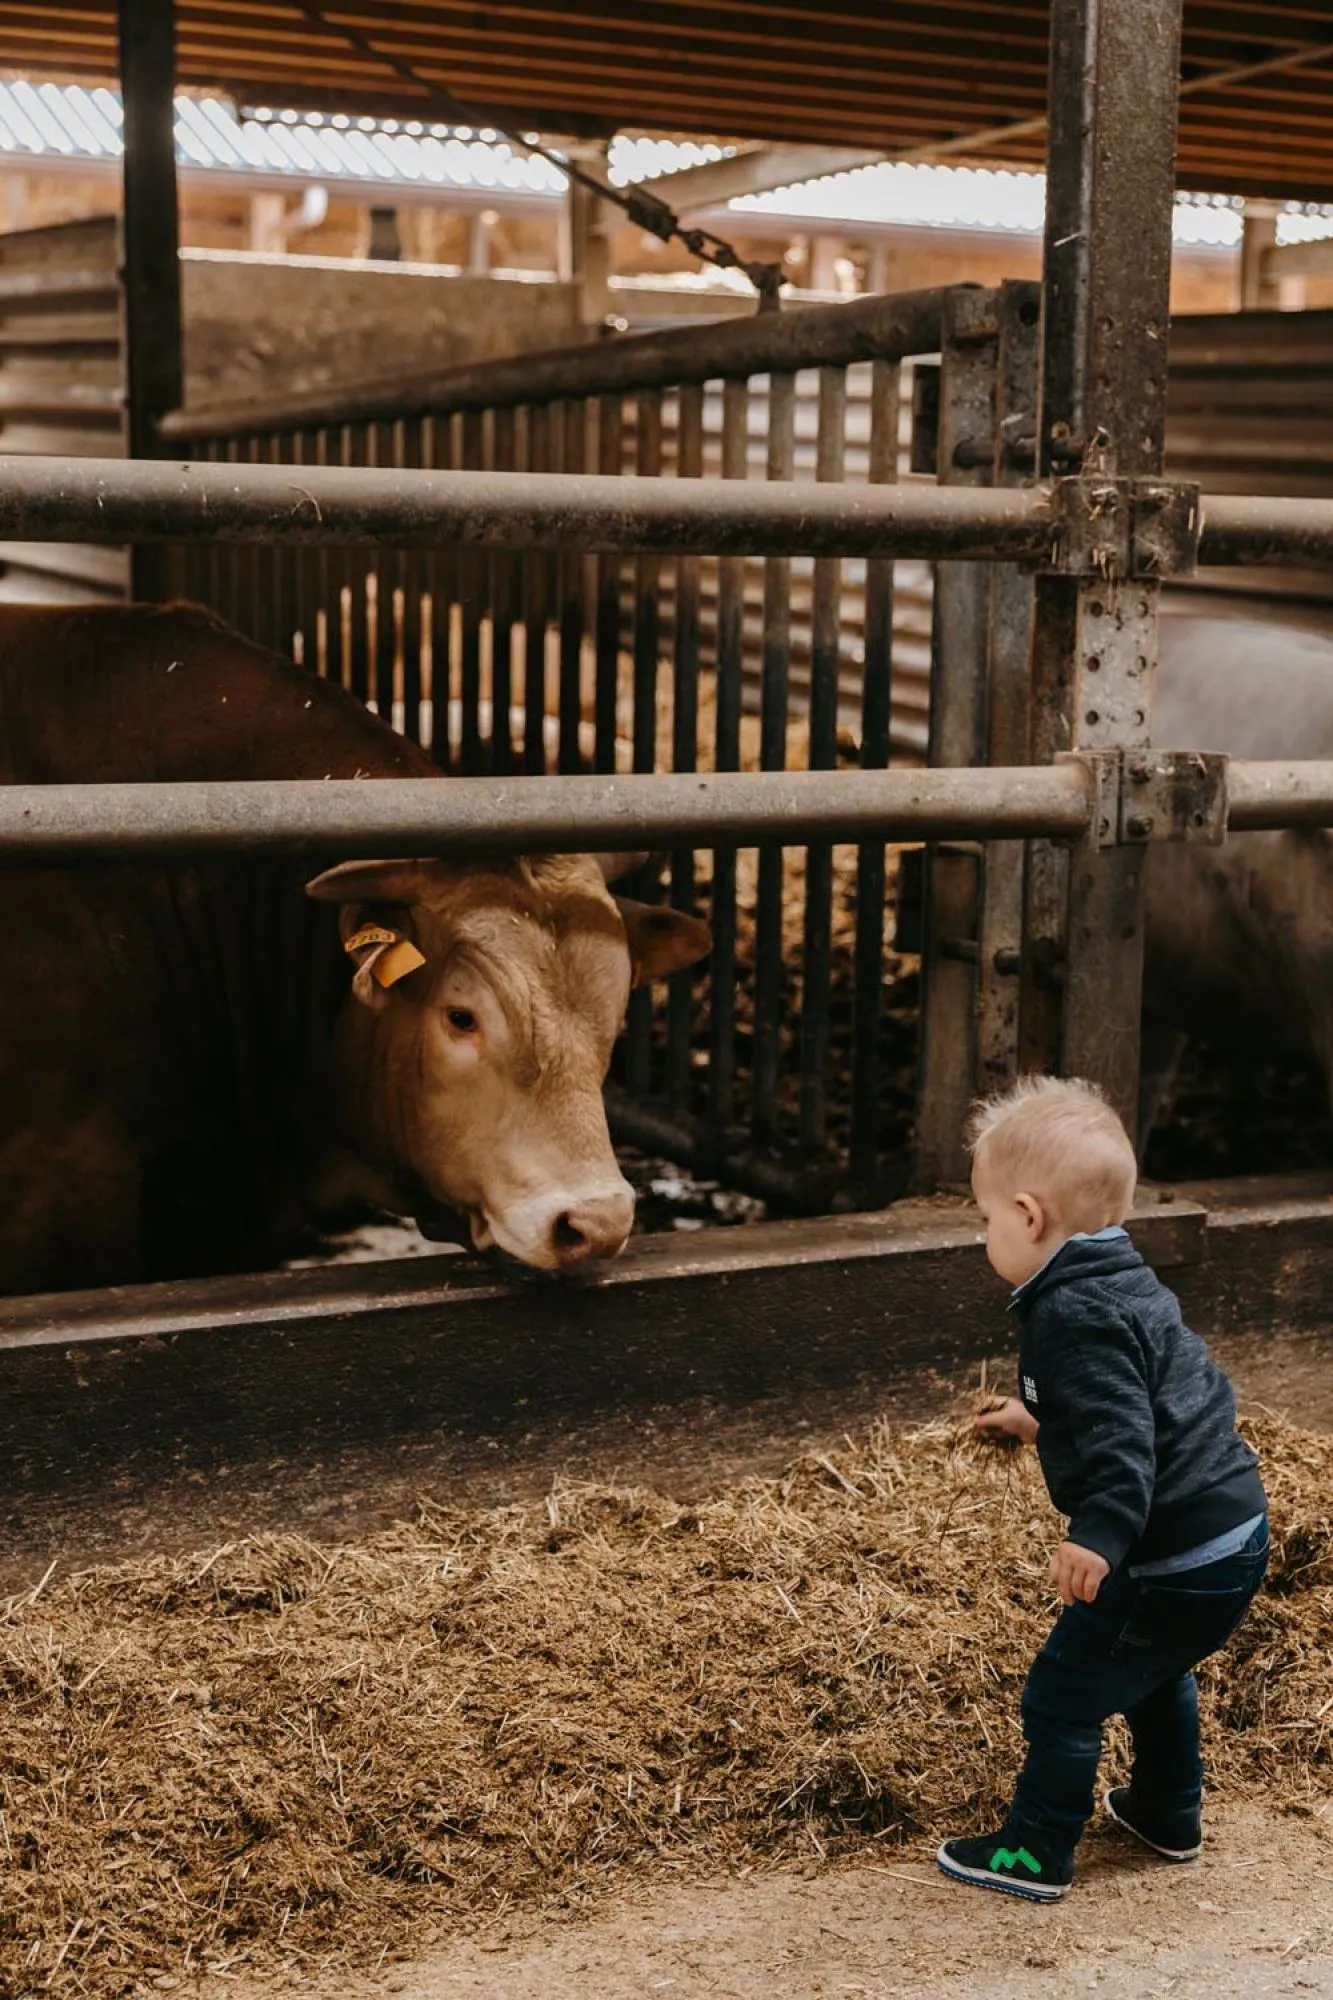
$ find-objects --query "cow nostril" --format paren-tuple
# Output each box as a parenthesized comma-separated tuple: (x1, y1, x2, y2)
(552, 1212, 589, 1256)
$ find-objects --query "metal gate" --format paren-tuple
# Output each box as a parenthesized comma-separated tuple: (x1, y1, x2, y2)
(159, 289, 945, 1209)
(4, 0, 1333, 1233)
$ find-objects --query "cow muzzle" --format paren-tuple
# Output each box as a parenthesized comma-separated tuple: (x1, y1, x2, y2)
(476, 1180, 636, 1271)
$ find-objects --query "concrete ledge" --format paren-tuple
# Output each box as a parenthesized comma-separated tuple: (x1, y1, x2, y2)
(0, 1177, 1325, 1519)
(0, 1179, 1264, 1488)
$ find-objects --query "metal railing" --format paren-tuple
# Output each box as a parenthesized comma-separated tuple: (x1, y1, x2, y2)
(5, 410, 1333, 1211)
(152, 286, 953, 1201)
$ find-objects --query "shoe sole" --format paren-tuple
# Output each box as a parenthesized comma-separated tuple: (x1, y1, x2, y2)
(1102, 1790, 1201, 1862)
(935, 1845, 1069, 1902)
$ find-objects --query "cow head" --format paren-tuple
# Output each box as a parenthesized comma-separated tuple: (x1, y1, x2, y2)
(305, 853, 710, 1271)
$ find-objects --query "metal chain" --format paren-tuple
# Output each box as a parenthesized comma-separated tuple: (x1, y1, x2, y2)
(291, 3, 785, 307)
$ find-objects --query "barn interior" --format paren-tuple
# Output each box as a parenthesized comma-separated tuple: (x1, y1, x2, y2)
(2, 9, 1333, 1988)
(0, 0, 1331, 1492)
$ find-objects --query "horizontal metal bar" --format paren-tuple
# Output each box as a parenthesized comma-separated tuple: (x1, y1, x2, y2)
(0, 454, 1054, 559)
(1196, 496, 1333, 568)
(6, 758, 1333, 863)
(0, 767, 1095, 861)
(161, 287, 951, 440)
(1227, 760, 1333, 829)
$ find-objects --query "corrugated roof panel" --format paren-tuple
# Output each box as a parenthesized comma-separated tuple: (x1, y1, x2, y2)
(0, 74, 1327, 248)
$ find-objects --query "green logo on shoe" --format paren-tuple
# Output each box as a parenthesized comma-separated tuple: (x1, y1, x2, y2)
(990, 1846, 1043, 1876)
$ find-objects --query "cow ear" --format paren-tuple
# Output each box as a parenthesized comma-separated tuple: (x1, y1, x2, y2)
(335, 903, 427, 1012)
(305, 860, 430, 906)
(616, 898, 712, 987)
(593, 851, 651, 884)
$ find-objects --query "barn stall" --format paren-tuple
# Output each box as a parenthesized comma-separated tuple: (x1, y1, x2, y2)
(2, 0, 1333, 1990)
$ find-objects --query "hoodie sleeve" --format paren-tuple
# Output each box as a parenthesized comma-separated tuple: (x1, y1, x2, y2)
(1038, 1308, 1156, 1570)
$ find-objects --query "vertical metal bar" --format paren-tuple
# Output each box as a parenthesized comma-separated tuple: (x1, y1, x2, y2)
(593, 394, 624, 775)
(316, 425, 349, 693)
(343, 421, 373, 707)
(194, 436, 222, 615)
(977, 282, 1041, 1097)
(489, 404, 516, 773)
(912, 290, 998, 1189)
(458, 407, 484, 771)
(397, 415, 424, 745)
(850, 355, 900, 1181)
(558, 399, 587, 773)
(422, 410, 455, 766)
(367, 420, 397, 721)
(523, 404, 550, 775)
(667, 381, 705, 1112)
(799, 366, 846, 1154)
(290, 428, 317, 671)
(631, 391, 664, 775)
(1027, 0, 1184, 1133)
(219, 437, 241, 632)
(752, 370, 795, 1147)
(117, 0, 182, 601)
(245, 434, 270, 649)
(708, 377, 748, 1135)
(312, 427, 334, 679)
(626, 388, 664, 1098)
(270, 430, 297, 658)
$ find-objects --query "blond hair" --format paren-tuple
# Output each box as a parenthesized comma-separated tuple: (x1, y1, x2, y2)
(967, 1074, 1137, 1231)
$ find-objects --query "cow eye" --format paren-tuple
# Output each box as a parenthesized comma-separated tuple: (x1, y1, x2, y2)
(446, 1007, 478, 1033)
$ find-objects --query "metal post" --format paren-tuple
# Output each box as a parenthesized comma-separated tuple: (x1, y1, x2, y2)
(1026, 0, 1184, 1133)
(707, 378, 749, 1136)
(976, 281, 1040, 1096)
(798, 365, 847, 1153)
(913, 289, 999, 1188)
(849, 354, 900, 1183)
(117, 0, 183, 601)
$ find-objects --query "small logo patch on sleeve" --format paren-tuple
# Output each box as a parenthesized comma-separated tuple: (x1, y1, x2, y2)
(1023, 1374, 1039, 1404)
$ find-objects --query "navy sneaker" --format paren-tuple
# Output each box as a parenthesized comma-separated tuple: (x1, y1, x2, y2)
(936, 1831, 1072, 1902)
(1103, 1787, 1202, 1861)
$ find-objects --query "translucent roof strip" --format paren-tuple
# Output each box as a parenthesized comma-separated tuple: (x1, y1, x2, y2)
(0, 80, 1328, 247)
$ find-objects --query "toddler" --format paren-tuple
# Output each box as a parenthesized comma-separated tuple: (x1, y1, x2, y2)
(936, 1075, 1268, 1901)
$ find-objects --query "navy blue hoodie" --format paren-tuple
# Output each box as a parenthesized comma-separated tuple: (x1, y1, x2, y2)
(1013, 1232, 1266, 1571)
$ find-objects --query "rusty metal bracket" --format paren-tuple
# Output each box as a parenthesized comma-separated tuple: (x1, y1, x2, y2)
(1058, 749, 1123, 849)
(1120, 750, 1229, 846)
(1130, 479, 1201, 580)
(1043, 477, 1202, 580)
(1045, 478, 1132, 578)
(1057, 748, 1229, 849)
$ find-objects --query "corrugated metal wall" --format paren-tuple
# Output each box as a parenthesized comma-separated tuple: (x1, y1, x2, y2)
(0, 214, 127, 603)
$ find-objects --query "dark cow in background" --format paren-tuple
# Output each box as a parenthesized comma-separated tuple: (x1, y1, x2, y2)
(1145, 604, 1333, 1136)
(0, 603, 710, 1295)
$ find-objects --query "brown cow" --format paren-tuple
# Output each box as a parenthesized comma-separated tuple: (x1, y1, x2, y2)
(0, 602, 709, 1294)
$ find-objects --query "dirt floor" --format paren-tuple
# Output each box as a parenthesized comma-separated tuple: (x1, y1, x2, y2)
(6, 1325, 1331, 1590)
(200, 1803, 1333, 2000)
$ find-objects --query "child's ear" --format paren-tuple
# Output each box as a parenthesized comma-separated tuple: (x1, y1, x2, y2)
(1016, 1192, 1045, 1241)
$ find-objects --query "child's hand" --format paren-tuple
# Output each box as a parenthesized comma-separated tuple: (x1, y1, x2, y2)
(1050, 1540, 1111, 1605)
(973, 1396, 1039, 1446)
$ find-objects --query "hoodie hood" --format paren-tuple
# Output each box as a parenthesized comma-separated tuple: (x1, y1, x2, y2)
(1011, 1230, 1145, 1320)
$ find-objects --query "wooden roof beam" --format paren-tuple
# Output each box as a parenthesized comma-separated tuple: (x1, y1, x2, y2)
(630, 142, 888, 215)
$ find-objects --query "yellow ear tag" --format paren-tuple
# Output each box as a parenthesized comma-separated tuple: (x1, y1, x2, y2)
(370, 939, 427, 989)
(344, 923, 398, 956)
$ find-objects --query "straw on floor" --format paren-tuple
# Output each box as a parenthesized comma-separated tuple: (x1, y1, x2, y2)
(2, 1413, 1328, 1994)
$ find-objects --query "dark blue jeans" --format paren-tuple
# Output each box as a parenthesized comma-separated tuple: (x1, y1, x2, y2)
(1007, 1518, 1269, 1867)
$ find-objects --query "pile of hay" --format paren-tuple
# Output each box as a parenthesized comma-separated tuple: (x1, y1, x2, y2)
(4, 1416, 1329, 1994)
